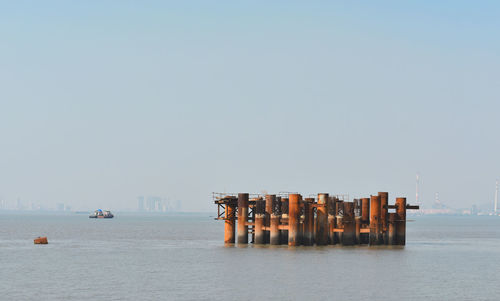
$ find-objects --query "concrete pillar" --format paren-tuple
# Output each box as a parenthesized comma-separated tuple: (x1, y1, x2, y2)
(396, 197, 407, 245)
(316, 193, 329, 246)
(237, 193, 249, 244)
(369, 195, 381, 245)
(288, 194, 301, 246)
(224, 202, 236, 244)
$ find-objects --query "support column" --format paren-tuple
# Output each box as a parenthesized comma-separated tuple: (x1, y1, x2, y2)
(369, 195, 381, 245)
(335, 201, 344, 244)
(316, 193, 329, 246)
(280, 198, 289, 245)
(288, 194, 301, 246)
(388, 213, 396, 245)
(254, 199, 265, 245)
(224, 202, 236, 244)
(379, 192, 389, 244)
(237, 193, 249, 244)
(265, 195, 275, 244)
(395, 197, 407, 245)
(303, 198, 314, 246)
(328, 197, 336, 245)
(361, 198, 370, 244)
(355, 217, 361, 244)
(342, 202, 355, 245)
(270, 196, 281, 245)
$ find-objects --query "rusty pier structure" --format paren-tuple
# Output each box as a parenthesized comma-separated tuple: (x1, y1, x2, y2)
(214, 192, 419, 247)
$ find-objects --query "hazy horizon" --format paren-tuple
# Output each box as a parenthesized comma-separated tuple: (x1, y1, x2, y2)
(1, 1, 499, 212)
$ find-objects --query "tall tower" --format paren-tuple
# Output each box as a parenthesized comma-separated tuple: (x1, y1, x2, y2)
(495, 180, 498, 214)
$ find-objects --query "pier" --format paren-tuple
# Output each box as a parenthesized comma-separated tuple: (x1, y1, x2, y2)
(214, 192, 419, 246)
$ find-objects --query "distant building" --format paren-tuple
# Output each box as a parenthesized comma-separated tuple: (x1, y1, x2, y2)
(16, 198, 23, 210)
(471, 205, 478, 215)
(137, 196, 145, 211)
(146, 196, 162, 212)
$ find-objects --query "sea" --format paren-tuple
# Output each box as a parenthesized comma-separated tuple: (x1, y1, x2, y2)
(1, 213, 499, 301)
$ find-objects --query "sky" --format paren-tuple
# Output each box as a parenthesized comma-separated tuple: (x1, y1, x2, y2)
(1, 1, 499, 211)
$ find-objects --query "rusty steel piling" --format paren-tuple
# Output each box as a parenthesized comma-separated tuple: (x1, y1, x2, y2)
(270, 196, 281, 245)
(214, 191, 418, 248)
(328, 197, 336, 245)
(388, 213, 396, 245)
(361, 198, 370, 244)
(316, 193, 329, 246)
(335, 200, 344, 244)
(355, 217, 361, 244)
(288, 194, 301, 246)
(265, 195, 275, 244)
(379, 192, 389, 245)
(237, 193, 249, 244)
(224, 202, 236, 244)
(303, 198, 314, 246)
(342, 202, 356, 245)
(395, 197, 407, 245)
(280, 198, 289, 245)
(369, 195, 381, 245)
(254, 199, 266, 245)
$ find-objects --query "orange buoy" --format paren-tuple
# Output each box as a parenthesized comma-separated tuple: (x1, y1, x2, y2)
(34, 237, 48, 244)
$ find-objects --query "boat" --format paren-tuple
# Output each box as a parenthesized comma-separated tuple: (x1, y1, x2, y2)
(89, 209, 114, 219)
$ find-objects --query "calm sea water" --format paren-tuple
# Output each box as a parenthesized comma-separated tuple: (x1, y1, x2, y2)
(1, 213, 499, 300)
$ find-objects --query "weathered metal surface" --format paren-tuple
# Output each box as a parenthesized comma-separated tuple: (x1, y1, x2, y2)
(280, 198, 289, 245)
(303, 198, 314, 246)
(270, 196, 281, 245)
(396, 197, 407, 245)
(214, 192, 416, 248)
(355, 216, 361, 244)
(335, 200, 344, 244)
(369, 195, 381, 245)
(388, 212, 396, 245)
(224, 203, 236, 243)
(361, 197, 370, 224)
(328, 197, 336, 245)
(316, 193, 329, 245)
(254, 199, 266, 244)
(342, 202, 355, 246)
(237, 193, 249, 244)
(379, 192, 389, 245)
(288, 194, 301, 246)
(34, 237, 48, 244)
(265, 195, 275, 244)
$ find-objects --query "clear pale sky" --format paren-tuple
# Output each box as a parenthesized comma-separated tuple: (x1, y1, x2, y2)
(1, 1, 499, 211)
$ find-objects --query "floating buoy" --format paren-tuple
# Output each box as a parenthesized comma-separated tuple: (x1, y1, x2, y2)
(34, 237, 48, 244)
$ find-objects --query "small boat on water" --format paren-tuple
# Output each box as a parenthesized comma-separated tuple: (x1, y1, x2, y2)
(89, 209, 114, 219)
